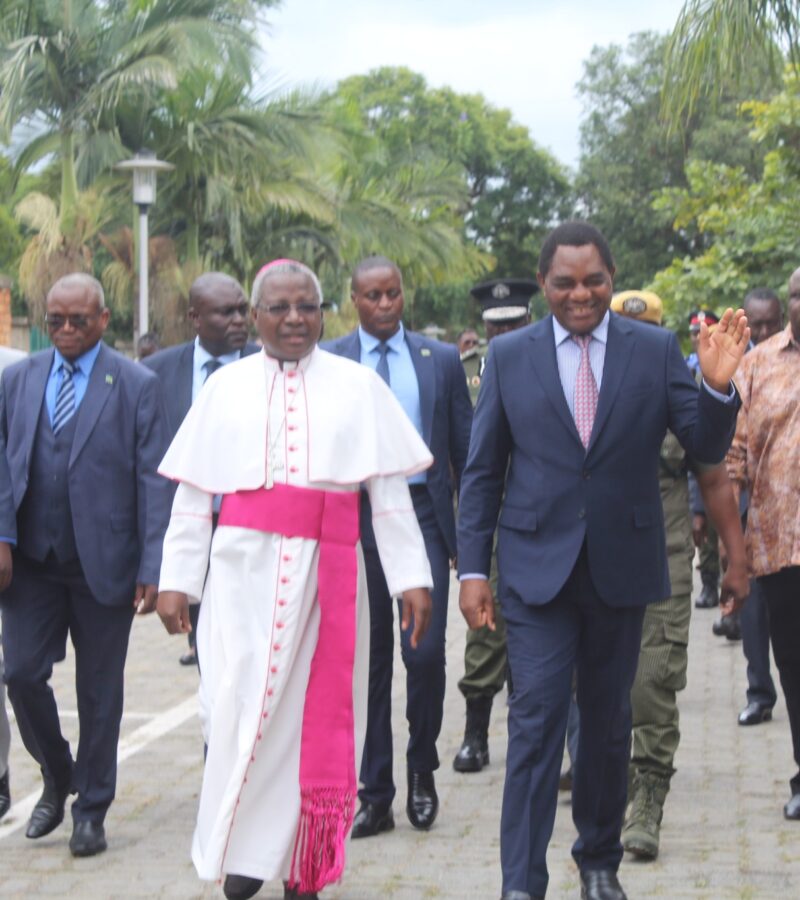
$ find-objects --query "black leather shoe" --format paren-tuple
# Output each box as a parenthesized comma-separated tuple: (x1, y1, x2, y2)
(784, 793, 800, 820)
(501, 892, 539, 899)
(223, 874, 264, 899)
(26, 778, 72, 839)
(179, 649, 198, 666)
(694, 582, 719, 609)
(738, 701, 773, 726)
(580, 869, 627, 900)
(712, 612, 742, 640)
(350, 801, 394, 839)
(0, 768, 9, 819)
(407, 769, 438, 830)
(283, 883, 319, 899)
(69, 820, 107, 857)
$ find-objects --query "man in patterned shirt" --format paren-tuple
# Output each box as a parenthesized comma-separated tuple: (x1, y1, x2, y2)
(727, 266, 800, 821)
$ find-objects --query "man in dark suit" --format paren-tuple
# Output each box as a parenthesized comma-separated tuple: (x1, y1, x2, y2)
(457, 222, 749, 900)
(323, 256, 472, 837)
(143, 271, 259, 665)
(0, 273, 170, 856)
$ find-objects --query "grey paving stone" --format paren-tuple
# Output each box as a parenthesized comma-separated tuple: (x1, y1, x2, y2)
(2, 569, 799, 898)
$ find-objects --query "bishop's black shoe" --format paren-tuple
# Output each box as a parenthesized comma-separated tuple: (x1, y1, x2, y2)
(223, 874, 264, 900)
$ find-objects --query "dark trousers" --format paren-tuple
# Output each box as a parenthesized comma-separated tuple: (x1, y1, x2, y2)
(758, 565, 800, 794)
(1, 554, 134, 823)
(500, 545, 645, 898)
(358, 486, 451, 808)
(741, 577, 777, 707)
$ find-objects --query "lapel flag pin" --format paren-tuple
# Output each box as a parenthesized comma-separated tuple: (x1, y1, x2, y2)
(105, 374, 114, 385)
(421, 348, 431, 357)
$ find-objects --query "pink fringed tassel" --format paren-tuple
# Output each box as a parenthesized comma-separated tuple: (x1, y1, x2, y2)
(289, 786, 356, 894)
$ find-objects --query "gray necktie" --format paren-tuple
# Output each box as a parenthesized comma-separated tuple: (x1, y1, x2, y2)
(204, 358, 223, 382)
(375, 343, 391, 385)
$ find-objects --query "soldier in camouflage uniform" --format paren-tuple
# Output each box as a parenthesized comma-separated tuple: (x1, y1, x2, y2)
(453, 278, 538, 773)
(610, 292, 749, 860)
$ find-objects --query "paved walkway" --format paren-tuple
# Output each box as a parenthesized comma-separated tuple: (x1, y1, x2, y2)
(2, 571, 799, 898)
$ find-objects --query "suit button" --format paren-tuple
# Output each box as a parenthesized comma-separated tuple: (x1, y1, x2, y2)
(582, 470, 590, 480)
(578, 509, 586, 519)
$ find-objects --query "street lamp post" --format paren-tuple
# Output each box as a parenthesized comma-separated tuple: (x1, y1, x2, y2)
(114, 151, 174, 342)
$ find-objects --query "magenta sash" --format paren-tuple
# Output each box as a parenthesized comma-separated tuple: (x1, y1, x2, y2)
(218, 483, 360, 893)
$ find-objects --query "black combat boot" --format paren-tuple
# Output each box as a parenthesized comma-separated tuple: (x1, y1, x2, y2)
(453, 695, 493, 773)
(693, 574, 719, 609)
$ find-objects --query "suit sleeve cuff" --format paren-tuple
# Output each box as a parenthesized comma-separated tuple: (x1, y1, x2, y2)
(701, 379, 736, 403)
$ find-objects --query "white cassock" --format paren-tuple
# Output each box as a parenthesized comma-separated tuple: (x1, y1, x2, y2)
(158, 347, 433, 885)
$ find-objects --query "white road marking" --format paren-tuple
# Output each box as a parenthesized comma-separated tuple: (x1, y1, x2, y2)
(0, 695, 198, 841)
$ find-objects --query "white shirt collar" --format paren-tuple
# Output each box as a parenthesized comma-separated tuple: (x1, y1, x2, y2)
(552, 310, 610, 347)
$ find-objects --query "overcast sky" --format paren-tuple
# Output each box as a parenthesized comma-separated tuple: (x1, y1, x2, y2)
(260, 0, 688, 169)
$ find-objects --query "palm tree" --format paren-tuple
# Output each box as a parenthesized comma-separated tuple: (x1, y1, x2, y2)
(662, 0, 800, 126)
(141, 66, 329, 271)
(0, 0, 264, 234)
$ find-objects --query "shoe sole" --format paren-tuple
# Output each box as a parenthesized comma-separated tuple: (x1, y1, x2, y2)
(622, 838, 658, 860)
(70, 841, 107, 857)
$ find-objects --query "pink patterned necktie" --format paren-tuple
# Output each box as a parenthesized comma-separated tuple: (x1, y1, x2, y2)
(573, 334, 598, 448)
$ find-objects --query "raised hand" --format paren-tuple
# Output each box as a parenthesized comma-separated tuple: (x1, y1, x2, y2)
(697, 308, 750, 393)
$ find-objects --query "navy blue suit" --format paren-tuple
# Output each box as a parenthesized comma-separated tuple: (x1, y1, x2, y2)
(322, 330, 472, 805)
(0, 343, 171, 824)
(457, 313, 739, 896)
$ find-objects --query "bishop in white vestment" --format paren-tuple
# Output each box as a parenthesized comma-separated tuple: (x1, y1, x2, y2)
(156, 261, 434, 900)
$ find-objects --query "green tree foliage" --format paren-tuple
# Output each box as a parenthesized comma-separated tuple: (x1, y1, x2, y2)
(650, 66, 800, 327)
(662, 0, 800, 127)
(325, 67, 570, 330)
(575, 31, 777, 293)
(0, 0, 268, 234)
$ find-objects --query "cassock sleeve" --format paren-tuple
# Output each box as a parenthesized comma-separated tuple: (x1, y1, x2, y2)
(365, 474, 433, 596)
(158, 482, 214, 604)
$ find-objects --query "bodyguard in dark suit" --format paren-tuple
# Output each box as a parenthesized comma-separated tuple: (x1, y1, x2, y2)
(323, 256, 472, 837)
(143, 272, 259, 665)
(457, 223, 749, 900)
(0, 274, 170, 857)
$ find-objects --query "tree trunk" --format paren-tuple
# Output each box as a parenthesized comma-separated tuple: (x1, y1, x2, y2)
(60, 129, 80, 236)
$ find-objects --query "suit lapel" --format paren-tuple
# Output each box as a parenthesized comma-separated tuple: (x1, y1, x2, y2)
(69, 344, 117, 468)
(23, 350, 54, 465)
(528, 317, 582, 445)
(405, 331, 434, 446)
(588, 313, 634, 453)
(344, 331, 361, 363)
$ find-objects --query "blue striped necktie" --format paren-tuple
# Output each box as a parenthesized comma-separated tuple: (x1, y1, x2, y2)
(52, 360, 77, 435)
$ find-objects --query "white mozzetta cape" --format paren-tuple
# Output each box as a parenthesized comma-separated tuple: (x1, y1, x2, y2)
(159, 346, 433, 491)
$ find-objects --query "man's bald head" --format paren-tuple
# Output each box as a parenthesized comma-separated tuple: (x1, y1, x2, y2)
(47, 273, 105, 310)
(187, 271, 250, 356)
(351, 256, 402, 293)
